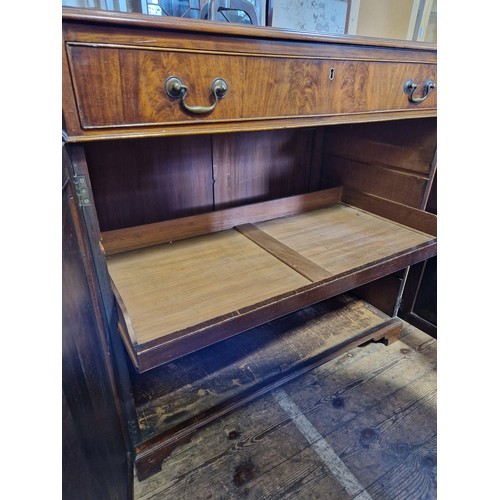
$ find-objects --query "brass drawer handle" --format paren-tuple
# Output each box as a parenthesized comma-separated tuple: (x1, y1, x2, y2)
(404, 79, 436, 103)
(165, 76, 228, 114)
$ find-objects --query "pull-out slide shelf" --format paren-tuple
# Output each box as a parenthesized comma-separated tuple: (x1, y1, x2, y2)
(102, 187, 436, 373)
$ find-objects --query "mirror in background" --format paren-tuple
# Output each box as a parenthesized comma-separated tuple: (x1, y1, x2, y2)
(62, 0, 436, 43)
(62, 0, 266, 26)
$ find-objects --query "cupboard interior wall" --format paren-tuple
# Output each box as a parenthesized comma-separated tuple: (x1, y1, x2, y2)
(318, 118, 437, 208)
(85, 117, 436, 232)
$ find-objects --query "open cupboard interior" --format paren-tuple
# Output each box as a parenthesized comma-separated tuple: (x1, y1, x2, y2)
(72, 117, 437, 480)
(86, 120, 436, 233)
(81, 119, 437, 373)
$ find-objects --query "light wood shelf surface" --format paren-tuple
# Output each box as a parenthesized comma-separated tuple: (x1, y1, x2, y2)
(255, 204, 431, 274)
(107, 200, 435, 367)
(107, 230, 310, 345)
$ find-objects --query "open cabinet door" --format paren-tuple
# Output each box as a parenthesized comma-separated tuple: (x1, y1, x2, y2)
(62, 146, 131, 499)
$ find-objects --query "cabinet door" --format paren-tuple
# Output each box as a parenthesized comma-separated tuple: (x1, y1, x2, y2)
(62, 147, 131, 499)
(399, 172, 437, 337)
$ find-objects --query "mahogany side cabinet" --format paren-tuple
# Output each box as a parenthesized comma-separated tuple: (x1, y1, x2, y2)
(62, 7, 437, 495)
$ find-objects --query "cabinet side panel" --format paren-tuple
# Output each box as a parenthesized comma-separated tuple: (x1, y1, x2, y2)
(62, 151, 131, 499)
(320, 118, 436, 208)
(320, 118, 436, 314)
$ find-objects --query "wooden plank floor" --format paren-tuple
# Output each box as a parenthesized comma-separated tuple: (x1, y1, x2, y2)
(134, 322, 436, 500)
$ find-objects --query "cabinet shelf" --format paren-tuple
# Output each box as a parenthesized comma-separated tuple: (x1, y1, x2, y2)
(105, 187, 436, 372)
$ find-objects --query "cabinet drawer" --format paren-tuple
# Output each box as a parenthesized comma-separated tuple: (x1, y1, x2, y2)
(67, 44, 436, 130)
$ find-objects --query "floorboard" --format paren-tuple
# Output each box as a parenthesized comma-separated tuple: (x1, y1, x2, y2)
(134, 322, 437, 500)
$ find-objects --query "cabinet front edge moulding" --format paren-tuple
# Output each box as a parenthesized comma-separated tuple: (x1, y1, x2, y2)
(62, 8, 437, 51)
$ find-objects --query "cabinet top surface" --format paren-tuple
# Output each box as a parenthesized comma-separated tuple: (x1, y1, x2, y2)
(62, 7, 436, 52)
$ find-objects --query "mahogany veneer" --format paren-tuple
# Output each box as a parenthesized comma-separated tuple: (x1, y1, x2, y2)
(62, 9, 436, 141)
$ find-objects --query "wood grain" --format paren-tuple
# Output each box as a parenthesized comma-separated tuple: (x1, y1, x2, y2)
(62, 10, 438, 497)
(135, 385, 351, 496)
(324, 370, 437, 497)
(63, 110, 439, 143)
(62, 13, 436, 140)
(107, 200, 435, 371)
(342, 188, 437, 237)
(267, 326, 437, 498)
(106, 229, 311, 345)
(67, 43, 436, 130)
(353, 273, 404, 316)
(130, 295, 388, 439)
(63, 8, 436, 52)
(323, 119, 437, 175)
(134, 323, 436, 497)
(212, 129, 314, 209)
(321, 156, 429, 208)
(319, 118, 436, 209)
(235, 223, 332, 282)
(366, 435, 437, 499)
(62, 147, 132, 498)
(135, 238, 435, 372)
(84, 135, 214, 231)
(101, 187, 343, 255)
(132, 297, 402, 480)
(255, 204, 433, 274)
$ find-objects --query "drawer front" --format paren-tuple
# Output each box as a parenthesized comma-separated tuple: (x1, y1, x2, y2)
(67, 44, 436, 130)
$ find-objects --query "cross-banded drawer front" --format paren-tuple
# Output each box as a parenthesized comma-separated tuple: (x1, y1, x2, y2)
(67, 43, 436, 130)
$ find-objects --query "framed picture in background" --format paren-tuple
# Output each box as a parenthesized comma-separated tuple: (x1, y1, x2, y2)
(268, 0, 349, 35)
(268, 0, 436, 42)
